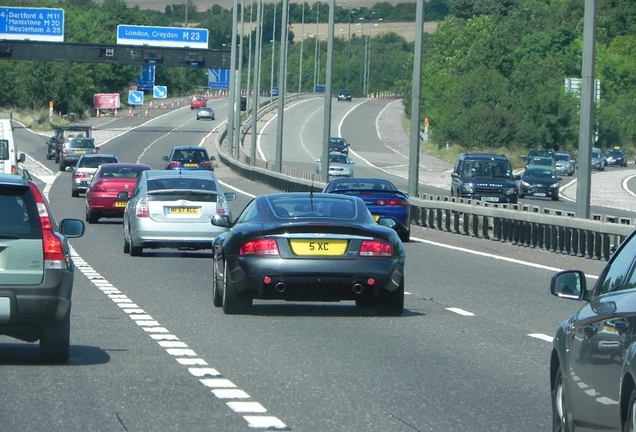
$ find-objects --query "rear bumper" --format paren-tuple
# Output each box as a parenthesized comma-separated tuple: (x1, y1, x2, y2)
(130, 220, 228, 248)
(88, 195, 127, 215)
(0, 268, 74, 342)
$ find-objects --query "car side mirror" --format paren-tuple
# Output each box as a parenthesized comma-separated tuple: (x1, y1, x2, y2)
(377, 216, 397, 228)
(117, 191, 129, 199)
(18, 153, 25, 163)
(65, 166, 73, 172)
(514, 174, 521, 180)
(211, 155, 217, 161)
(163, 156, 169, 161)
(451, 172, 459, 178)
(211, 215, 231, 227)
(550, 270, 586, 300)
(224, 192, 237, 201)
(60, 218, 85, 238)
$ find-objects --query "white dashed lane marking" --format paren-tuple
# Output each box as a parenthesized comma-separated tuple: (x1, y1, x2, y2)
(69, 247, 288, 430)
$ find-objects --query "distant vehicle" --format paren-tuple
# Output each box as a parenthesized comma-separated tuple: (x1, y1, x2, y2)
(555, 151, 576, 176)
(316, 152, 355, 178)
(549, 228, 636, 431)
(450, 153, 519, 204)
(70, 154, 119, 197)
(518, 165, 561, 201)
(525, 149, 555, 167)
(210, 192, 405, 315)
(271, 87, 279, 96)
(58, 136, 100, 172)
(591, 147, 606, 171)
(196, 107, 215, 120)
(0, 114, 25, 175)
(604, 147, 627, 167)
(323, 177, 411, 242)
(528, 156, 556, 168)
(85, 163, 152, 224)
(163, 146, 216, 171)
(337, 89, 352, 101)
(190, 96, 206, 109)
(48, 125, 92, 163)
(0, 174, 85, 363)
(329, 137, 350, 154)
(122, 170, 236, 256)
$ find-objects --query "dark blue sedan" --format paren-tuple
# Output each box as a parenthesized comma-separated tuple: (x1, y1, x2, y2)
(163, 146, 216, 171)
(323, 177, 410, 242)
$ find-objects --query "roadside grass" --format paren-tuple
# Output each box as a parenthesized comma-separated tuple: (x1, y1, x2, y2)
(12, 109, 78, 132)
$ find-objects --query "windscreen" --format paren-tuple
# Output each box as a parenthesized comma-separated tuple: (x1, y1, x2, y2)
(79, 156, 117, 168)
(0, 186, 41, 239)
(525, 168, 557, 178)
(462, 160, 512, 179)
(147, 177, 217, 192)
(555, 153, 570, 161)
(101, 166, 147, 178)
(269, 196, 357, 219)
(69, 138, 94, 149)
(172, 150, 209, 161)
(0, 140, 8, 160)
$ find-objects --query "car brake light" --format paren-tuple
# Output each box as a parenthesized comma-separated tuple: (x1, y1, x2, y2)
(216, 196, 230, 216)
(240, 239, 279, 256)
(11, 164, 16, 174)
(73, 171, 86, 179)
(136, 196, 149, 217)
(376, 199, 407, 206)
(200, 161, 212, 169)
(62, 150, 68, 155)
(92, 181, 106, 192)
(359, 240, 392, 257)
(29, 181, 65, 268)
(169, 161, 181, 168)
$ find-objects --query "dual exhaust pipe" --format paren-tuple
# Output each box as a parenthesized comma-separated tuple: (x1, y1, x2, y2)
(273, 281, 365, 295)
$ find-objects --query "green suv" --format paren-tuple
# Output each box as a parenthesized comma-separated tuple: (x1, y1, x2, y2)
(0, 174, 85, 363)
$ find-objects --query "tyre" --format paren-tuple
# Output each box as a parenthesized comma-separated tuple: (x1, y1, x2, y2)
(59, 163, 65, 172)
(518, 193, 525, 199)
(123, 235, 130, 254)
(212, 258, 222, 307)
(72, 189, 80, 198)
(624, 389, 636, 432)
(552, 365, 569, 432)
(222, 262, 252, 314)
(129, 241, 143, 257)
(552, 194, 559, 201)
(373, 280, 404, 316)
(40, 308, 71, 364)
(86, 209, 99, 224)
(399, 231, 410, 243)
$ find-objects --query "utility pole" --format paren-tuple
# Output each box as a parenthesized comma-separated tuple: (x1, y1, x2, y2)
(408, 0, 425, 197)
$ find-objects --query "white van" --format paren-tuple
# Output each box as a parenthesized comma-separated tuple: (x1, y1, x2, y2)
(0, 114, 25, 175)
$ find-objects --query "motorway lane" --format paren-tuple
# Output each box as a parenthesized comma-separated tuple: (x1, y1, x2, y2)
(2, 101, 617, 431)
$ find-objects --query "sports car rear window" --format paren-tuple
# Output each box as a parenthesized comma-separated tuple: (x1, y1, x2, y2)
(270, 197, 357, 219)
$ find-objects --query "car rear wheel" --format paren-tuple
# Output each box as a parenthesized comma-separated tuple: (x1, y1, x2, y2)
(86, 209, 99, 224)
(212, 259, 222, 307)
(552, 365, 569, 432)
(623, 389, 636, 432)
(72, 189, 80, 198)
(40, 308, 71, 364)
(129, 236, 143, 256)
(222, 262, 252, 314)
(399, 231, 410, 243)
(58, 163, 65, 172)
(373, 281, 404, 316)
(123, 235, 130, 254)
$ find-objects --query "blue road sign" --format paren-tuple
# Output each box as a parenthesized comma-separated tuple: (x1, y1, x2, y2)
(137, 65, 155, 90)
(153, 86, 167, 99)
(128, 90, 144, 106)
(208, 68, 230, 90)
(117, 25, 208, 49)
(0, 7, 64, 42)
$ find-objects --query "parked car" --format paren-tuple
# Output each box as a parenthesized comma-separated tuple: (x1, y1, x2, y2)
(555, 151, 576, 176)
(196, 107, 215, 120)
(85, 163, 152, 224)
(329, 137, 350, 154)
(450, 153, 519, 203)
(70, 154, 119, 197)
(604, 147, 628, 167)
(550, 227, 636, 431)
(518, 165, 561, 201)
(323, 177, 410, 242)
(336, 89, 352, 101)
(58, 136, 99, 172)
(316, 152, 355, 178)
(190, 96, 206, 109)
(0, 174, 85, 363)
(210, 192, 406, 315)
(163, 146, 216, 171)
(591, 147, 606, 171)
(123, 170, 236, 256)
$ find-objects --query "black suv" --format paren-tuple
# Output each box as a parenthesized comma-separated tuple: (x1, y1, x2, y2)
(337, 89, 352, 102)
(163, 146, 217, 171)
(450, 153, 519, 204)
(0, 174, 84, 363)
(329, 137, 350, 154)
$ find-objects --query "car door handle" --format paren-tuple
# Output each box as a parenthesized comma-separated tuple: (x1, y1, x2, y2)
(615, 321, 630, 332)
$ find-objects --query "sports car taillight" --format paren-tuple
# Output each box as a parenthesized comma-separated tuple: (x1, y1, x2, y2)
(359, 240, 392, 257)
(136, 196, 149, 217)
(375, 199, 407, 206)
(240, 239, 279, 256)
(29, 181, 66, 268)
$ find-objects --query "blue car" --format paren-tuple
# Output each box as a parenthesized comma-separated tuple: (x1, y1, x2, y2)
(323, 177, 410, 242)
(163, 146, 216, 171)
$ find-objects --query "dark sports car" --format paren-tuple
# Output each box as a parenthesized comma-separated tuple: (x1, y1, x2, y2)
(211, 192, 406, 316)
(323, 177, 410, 242)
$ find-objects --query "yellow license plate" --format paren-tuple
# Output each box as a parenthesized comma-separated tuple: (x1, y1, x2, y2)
(373, 214, 380, 222)
(289, 239, 348, 256)
(114, 201, 127, 208)
(184, 163, 198, 167)
(169, 207, 199, 214)
(75, 150, 86, 154)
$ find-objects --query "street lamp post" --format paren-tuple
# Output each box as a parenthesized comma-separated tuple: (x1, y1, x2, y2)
(270, 3, 277, 97)
(346, 10, 355, 89)
(275, 0, 290, 172)
(313, 2, 320, 91)
(298, 2, 305, 93)
(250, 0, 263, 165)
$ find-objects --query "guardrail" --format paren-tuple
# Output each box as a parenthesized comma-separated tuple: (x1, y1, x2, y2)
(214, 99, 635, 262)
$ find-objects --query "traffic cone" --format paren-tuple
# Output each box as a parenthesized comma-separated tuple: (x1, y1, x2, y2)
(96, 109, 100, 118)
(114, 108, 118, 117)
(148, 101, 153, 109)
(127, 108, 133, 117)
(171, 101, 174, 109)
(144, 109, 148, 117)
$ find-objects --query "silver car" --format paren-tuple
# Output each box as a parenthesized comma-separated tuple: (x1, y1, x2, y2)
(555, 151, 575, 176)
(70, 154, 119, 197)
(316, 152, 355, 178)
(122, 170, 236, 256)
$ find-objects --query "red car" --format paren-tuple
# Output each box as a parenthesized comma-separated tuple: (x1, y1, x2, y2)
(190, 96, 206, 109)
(85, 163, 151, 224)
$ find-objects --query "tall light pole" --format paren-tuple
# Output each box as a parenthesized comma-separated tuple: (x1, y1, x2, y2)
(246, 0, 253, 107)
(275, 0, 289, 172)
(298, 2, 305, 93)
(233, 0, 245, 159)
(250, 0, 263, 165)
(321, 0, 335, 182)
(346, 10, 354, 89)
(408, 0, 425, 197)
(270, 3, 277, 97)
(227, 0, 239, 156)
(313, 2, 320, 91)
